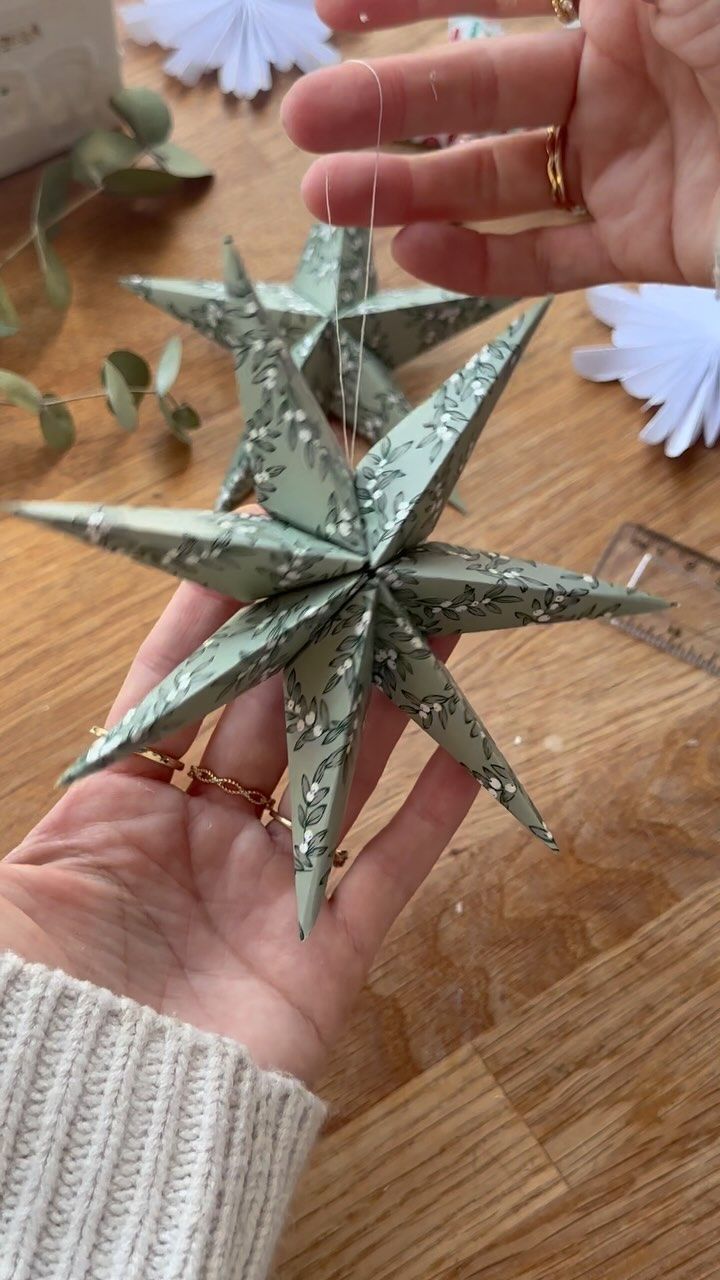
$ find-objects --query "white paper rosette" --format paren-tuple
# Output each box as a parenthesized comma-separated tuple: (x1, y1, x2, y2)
(121, 0, 339, 99)
(574, 285, 720, 457)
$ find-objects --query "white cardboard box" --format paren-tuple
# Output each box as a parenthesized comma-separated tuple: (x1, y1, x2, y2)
(0, 0, 122, 178)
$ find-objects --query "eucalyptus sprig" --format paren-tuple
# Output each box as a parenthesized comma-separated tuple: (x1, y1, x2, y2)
(0, 336, 202, 449)
(0, 88, 212, 335)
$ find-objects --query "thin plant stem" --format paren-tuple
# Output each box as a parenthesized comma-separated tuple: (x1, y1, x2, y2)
(0, 143, 151, 273)
(0, 386, 157, 409)
(0, 189, 100, 272)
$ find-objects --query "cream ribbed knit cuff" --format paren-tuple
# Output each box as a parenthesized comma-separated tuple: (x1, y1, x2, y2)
(0, 951, 325, 1280)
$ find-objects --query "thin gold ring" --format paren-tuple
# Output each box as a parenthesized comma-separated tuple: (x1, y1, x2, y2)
(188, 765, 276, 810)
(268, 810, 294, 833)
(551, 0, 578, 24)
(546, 125, 585, 215)
(188, 765, 350, 867)
(90, 726, 185, 773)
(88, 732, 349, 866)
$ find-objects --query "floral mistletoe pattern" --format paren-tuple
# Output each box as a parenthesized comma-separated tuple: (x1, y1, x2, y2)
(284, 585, 377, 935)
(382, 544, 623, 637)
(372, 588, 557, 847)
(14, 290, 668, 937)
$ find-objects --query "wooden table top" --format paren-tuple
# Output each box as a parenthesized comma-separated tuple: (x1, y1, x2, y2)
(2, 16, 719, 1279)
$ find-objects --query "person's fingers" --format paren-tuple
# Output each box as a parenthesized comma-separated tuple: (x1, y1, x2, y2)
(282, 34, 581, 153)
(106, 582, 244, 781)
(332, 746, 479, 958)
(187, 673, 288, 817)
(317, 0, 549, 29)
(304, 131, 557, 227)
(269, 637, 457, 845)
(392, 221, 617, 295)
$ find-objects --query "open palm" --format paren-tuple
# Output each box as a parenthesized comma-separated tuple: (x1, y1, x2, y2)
(1, 583, 476, 1085)
(283, 0, 720, 294)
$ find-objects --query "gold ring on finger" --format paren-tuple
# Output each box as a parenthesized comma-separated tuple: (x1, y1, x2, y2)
(551, 0, 579, 24)
(546, 125, 586, 216)
(90, 726, 185, 773)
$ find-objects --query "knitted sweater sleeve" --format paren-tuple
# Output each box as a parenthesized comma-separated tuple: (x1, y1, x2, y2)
(0, 951, 325, 1280)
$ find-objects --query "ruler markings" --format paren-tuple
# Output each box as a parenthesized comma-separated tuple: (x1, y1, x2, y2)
(595, 523, 720, 680)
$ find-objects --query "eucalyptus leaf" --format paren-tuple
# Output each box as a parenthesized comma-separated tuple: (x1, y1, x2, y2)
(110, 88, 172, 148)
(156, 335, 183, 396)
(33, 158, 73, 234)
(157, 393, 183, 440)
(0, 281, 19, 337)
(35, 231, 72, 310)
(173, 404, 201, 432)
(103, 359, 138, 431)
(106, 350, 151, 406)
(72, 130, 143, 188)
(102, 168, 182, 197)
(157, 394, 197, 444)
(152, 142, 213, 180)
(39, 399, 76, 451)
(0, 370, 43, 413)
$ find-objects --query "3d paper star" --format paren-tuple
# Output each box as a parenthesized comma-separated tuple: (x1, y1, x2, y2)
(12, 247, 667, 939)
(122, 224, 514, 511)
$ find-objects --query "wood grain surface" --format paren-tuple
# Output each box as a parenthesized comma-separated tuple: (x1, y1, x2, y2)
(2, 12, 719, 1278)
(281, 882, 720, 1279)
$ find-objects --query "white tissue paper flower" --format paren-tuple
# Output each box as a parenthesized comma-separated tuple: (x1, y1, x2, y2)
(573, 284, 720, 458)
(120, 0, 339, 99)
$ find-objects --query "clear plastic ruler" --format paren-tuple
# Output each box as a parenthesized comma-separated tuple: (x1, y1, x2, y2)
(595, 523, 720, 679)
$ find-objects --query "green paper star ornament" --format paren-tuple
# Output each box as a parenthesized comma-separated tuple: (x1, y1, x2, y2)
(10, 252, 669, 940)
(121, 224, 515, 512)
